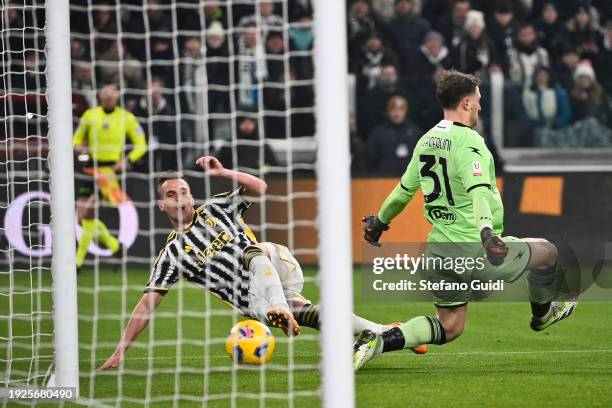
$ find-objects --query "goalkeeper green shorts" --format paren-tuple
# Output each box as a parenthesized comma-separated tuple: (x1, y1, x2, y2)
(426, 236, 531, 308)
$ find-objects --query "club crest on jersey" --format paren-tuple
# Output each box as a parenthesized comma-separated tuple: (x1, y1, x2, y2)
(472, 161, 483, 176)
(428, 206, 456, 225)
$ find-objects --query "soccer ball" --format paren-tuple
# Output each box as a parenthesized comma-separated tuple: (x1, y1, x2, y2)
(225, 320, 276, 365)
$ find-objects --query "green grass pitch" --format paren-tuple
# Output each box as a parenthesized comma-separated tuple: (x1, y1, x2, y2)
(2, 267, 611, 407)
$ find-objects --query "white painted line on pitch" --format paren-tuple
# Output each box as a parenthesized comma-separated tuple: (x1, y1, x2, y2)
(391, 349, 612, 357)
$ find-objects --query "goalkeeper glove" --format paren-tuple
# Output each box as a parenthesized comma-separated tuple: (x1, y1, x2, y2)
(480, 227, 508, 266)
(362, 215, 389, 247)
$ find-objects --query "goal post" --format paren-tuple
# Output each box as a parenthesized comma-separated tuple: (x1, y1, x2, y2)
(313, 0, 355, 406)
(45, 0, 80, 394)
(2, 0, 357, 404)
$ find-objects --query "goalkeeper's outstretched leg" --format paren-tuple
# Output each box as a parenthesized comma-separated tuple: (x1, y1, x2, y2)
(353, 238, 577, 370)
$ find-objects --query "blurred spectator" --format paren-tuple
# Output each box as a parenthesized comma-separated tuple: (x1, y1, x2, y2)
(204, 23, 231, 115)
(535, 1, 570, 64)
(347, 0, 379, 63)
(371, 0, 400, 22)
(411, 31, 453, 82)
(202, 1, 228, 27)
(190, 23, 231, 141)
(288, 17, 316, 138)
(423, 0, 450, 24)
(11, 51, 46, 92)
(522, 66, 572, 129)
(289, 0, 314, 22)
(566, 4, 602, 60)
(289, 14, 315, 81)
(180, 36, 204, 116)
(569, 62, 611, 127)
(474, 0, 528, 20)
(216, 116, 278, 173)
(92, 7, 117, 53)
(352, 33, 398, 94)
(147, 0, 175, 85)
(531, 0, 581, 22)
(366, 96, 421, 174)
(436, 0, 471, 48)
(265, 31, 286, 82)
(71, 38, 88, 61)
(179, 1, 228, 33)
(147, 0, 173, 60)
(454, 10, 500, 77)
(3, 6, 23, 52)
(263, 31, 289, 139)
(238, 0, 283, 37)
(387, 0, 431, 58)
(72, 61, 96, 116)
(594, 21, 612, 94)
(410, 67, 445, 130)
(237, 23, 267, 108)
(97, 41, 144, 90)
(554, 45, 580, 91)
(290, 14, 315, 52)
(486, 2, 518, 72)
(357, 64, 409, 139)
(132, 79, 178, 172)
(508, 23, 550, 88)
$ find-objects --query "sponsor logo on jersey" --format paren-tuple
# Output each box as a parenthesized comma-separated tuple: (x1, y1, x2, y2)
(428, 206, 456, 225)
(468, 146, 482, 156)
(193, 230, 234, 267)
(472, 161, 482, 176)
(184, 244, 192, 254)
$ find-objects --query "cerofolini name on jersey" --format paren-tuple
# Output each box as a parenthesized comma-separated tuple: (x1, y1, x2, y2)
(147, 191, 254, 313)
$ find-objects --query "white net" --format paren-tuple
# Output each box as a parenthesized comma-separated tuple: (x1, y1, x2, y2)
(2, 0, 323, 405)
(1, 0, 55, 392)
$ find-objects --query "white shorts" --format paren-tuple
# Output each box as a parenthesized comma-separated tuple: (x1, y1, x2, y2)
(255, 242, 309, 304)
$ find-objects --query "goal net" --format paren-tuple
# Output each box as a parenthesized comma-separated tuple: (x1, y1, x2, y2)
(1, 0, 56, 391)
(2, 0, 357, 406)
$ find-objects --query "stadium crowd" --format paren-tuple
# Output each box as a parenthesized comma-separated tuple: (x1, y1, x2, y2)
(349, 0, 612, 173)
(4, 0, 612, 175)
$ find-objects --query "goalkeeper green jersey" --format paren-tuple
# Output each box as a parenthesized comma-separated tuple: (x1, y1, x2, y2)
(73, 106, 147, 164)
(378, 120, 503, 242)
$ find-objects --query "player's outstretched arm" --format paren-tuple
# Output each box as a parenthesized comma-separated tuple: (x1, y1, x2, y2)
(98, 292, 163, 370)
(196, 156, 267, 197)
(363, 155, 420, 246)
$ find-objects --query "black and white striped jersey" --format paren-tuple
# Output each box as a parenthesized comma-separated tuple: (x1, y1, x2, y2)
(145, 188, 259, 315)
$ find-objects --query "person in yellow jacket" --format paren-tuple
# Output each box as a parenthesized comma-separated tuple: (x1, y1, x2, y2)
(73, 82, 147, 269)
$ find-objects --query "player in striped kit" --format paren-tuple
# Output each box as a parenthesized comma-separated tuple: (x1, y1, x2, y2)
(99, 156, 298, 370)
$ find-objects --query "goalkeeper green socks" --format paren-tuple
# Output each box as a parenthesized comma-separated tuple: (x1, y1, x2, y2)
(381, 316, 446, 353)
(528, 264, 558, 317)
(76, 218, 120, 268)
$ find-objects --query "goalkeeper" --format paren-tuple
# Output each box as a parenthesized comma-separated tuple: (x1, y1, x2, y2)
(355, 70, 576, 370)
(72, 82, 147, 269)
